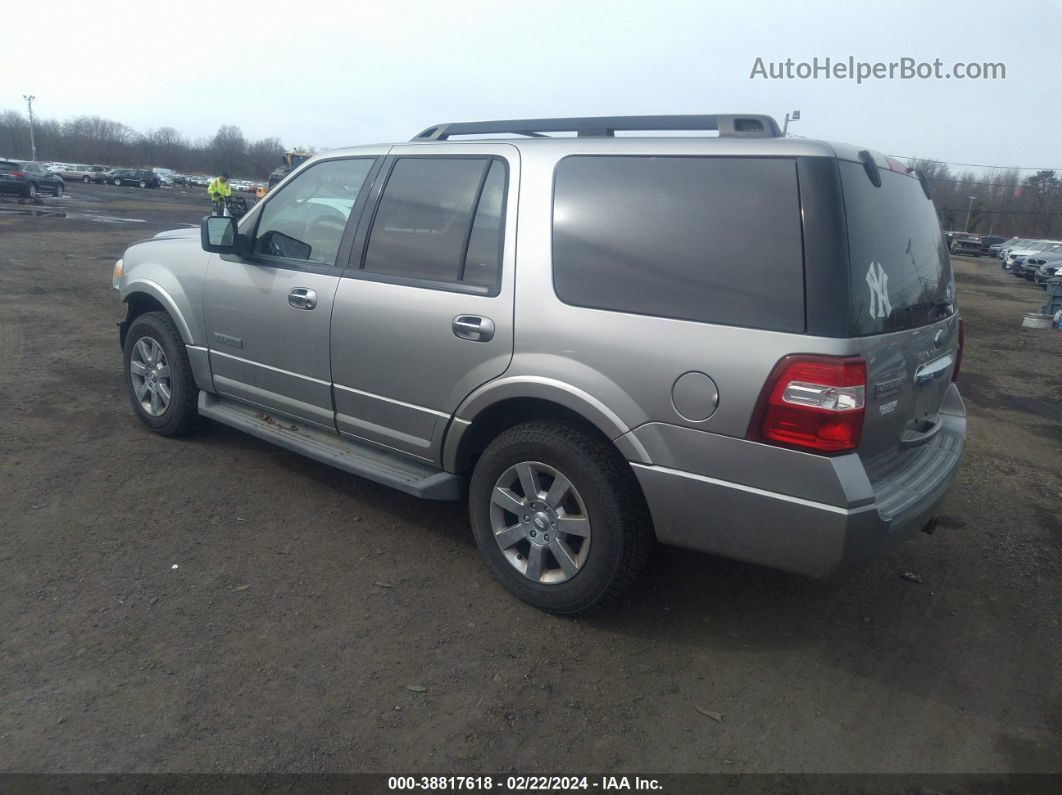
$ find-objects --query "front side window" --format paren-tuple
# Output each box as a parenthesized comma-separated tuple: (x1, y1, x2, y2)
(361, 157, 506, 292)
(252, 158, 375, 266)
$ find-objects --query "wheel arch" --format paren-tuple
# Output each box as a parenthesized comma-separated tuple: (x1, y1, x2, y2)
(119, 283, 194, 347)
(443, 379, 652, 475)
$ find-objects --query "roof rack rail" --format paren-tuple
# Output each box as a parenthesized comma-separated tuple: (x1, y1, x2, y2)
(411, 114, 783, 141)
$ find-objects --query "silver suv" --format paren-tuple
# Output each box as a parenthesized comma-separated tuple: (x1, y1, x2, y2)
(112, 115, 966, 614)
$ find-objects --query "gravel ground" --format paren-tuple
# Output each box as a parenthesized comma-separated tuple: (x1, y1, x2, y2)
(0, 184, 1058, 774)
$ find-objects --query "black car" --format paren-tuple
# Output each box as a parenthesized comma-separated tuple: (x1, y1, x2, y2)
(0, 160, 65, 199)
(979, 235, 1006, 253)
(100, 168, 161, 188)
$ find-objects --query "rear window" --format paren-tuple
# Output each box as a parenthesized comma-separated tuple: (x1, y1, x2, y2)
(552, 156, 805, 332)
(0, 161, 19, 170)
(841, 161, 954, 336)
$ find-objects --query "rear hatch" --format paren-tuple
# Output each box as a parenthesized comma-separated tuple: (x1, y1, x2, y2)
(0, 160, 23, 184)
(839, 158, 959, 464)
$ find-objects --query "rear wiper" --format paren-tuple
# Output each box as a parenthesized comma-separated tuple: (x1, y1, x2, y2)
(930, 300, 954, 318)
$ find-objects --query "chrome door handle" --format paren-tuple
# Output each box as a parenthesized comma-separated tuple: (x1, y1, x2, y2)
(452, 315, 495, 342)
(288, 288, 317, 310)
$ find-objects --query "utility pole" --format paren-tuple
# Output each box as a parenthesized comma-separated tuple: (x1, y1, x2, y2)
(22, 95, 37, 161)
(782, 110, 800, 136)
(965, 195, 975, 232)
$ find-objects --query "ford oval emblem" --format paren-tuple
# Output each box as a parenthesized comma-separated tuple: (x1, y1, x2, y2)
(933, 329, 945, 348)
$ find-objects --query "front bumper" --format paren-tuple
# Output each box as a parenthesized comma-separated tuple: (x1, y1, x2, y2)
(630, 386, 966, 578)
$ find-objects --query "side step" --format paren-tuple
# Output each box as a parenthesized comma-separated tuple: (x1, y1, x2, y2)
(198, 392, 463, 501)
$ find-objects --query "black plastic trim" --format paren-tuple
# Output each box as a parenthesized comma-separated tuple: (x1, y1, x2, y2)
(797, 156, 852, 338)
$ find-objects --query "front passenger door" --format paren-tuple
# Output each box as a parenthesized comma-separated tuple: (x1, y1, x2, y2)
(202, 153, 383, 429)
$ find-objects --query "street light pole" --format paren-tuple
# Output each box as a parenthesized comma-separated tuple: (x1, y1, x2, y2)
(782, 110, 800, 136)
(22, 94, 37, 161)
(965, 195, 975, 232)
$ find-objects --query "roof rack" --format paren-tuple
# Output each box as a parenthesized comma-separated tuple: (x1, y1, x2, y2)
(411, 114, 783, 141)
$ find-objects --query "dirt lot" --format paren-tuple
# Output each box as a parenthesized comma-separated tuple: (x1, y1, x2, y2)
(0, 184, 1059, 775)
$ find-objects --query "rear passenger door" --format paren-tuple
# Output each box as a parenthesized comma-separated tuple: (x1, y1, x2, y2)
(330, 144, 518, 463)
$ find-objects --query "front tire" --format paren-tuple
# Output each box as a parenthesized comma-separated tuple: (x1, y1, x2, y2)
(122, 311, 199, 437)
(469, 420, 652, 614)
(139, 180, 147, 188)
(25, 182, 37, 200)
(82, 175, 91, 183)
(113, 178, 122, 186)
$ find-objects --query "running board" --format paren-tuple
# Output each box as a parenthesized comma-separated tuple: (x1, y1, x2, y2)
(198, 392, 463, 501)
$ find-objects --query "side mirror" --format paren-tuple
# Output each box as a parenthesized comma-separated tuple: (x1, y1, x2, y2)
(201, 215, 238, 253)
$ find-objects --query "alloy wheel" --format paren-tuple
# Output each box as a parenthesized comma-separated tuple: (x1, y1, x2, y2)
(489, 461, 591, 584)
(129, 336, 172, 417)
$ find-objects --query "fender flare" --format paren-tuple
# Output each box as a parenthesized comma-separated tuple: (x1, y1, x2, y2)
(121, 279, 195, 345)
(442, 375, 652, 471)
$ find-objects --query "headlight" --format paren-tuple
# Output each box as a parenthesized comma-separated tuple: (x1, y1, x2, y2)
(112, 258, 123, 290)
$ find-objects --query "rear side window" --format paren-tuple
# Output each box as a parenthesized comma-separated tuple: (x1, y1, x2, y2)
(362, 157, 506, 293)
(552, 156, 805, 332)
(841, 161, 954, 336)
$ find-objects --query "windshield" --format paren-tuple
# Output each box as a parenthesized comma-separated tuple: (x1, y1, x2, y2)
(842, 161, 955, 336)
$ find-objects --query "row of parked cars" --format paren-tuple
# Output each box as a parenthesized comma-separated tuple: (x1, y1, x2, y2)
(946, 232, 1062, 286)
(994, 238, 1062, 286)
(40, 162, 264, 193)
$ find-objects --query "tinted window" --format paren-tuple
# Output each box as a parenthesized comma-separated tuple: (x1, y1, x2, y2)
(462, 160, 506, 289)
(362, 157, 504, 291)
(552, 156, 805, 331)
(841, 161, 954, 336)
(253, 158, 375, 267)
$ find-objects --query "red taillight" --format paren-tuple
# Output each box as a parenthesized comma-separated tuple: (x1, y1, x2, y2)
(11, 171, 25, 178)
(952, 318, 965, 382)
(749, 355, 867, 454)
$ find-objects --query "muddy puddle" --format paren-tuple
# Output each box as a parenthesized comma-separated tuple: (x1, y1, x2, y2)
(0, 205, 145, 223)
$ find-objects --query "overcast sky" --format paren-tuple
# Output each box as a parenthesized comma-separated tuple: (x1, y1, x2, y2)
(7, 0, 1062, 171)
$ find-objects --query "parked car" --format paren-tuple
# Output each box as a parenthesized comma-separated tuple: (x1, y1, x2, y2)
(1034, 260, 1062, 286)
(52, 163, 103, 182)
(989, 237, 1023, 259)
(979, 235, 1006, 254)
(102, 169, 161, 188)
(112, 114, 966, 613)
(1021, 244, 1062, 280)
(950, 235, 982, 257)
(0, 160, 65, 199)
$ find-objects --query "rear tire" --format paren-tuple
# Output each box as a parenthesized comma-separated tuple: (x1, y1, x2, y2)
(25, 182, 37, 200)
(469, 420, 652, 614)
(122, 311, 199, 437)
(82, 175, 91, 183)
(139, 180, 147, 188)
(113, 178, 122, 186)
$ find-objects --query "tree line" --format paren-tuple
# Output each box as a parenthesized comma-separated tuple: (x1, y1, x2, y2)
(907, 158, 1060, 239)
(0, 109, 304, 179)
(2, 107, 1059, 236)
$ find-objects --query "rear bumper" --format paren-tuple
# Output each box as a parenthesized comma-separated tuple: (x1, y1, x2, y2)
(629, 386, 966, 578)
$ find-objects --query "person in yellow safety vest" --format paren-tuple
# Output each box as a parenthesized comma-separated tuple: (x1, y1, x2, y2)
(207, 173, 232, 213)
